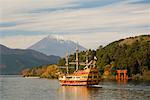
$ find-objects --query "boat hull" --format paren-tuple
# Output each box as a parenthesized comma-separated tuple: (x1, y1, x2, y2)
(60, 80, 99, 86)
(59, 67, 100, 86)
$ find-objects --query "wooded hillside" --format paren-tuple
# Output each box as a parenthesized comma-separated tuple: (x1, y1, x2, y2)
(58, 35, 150, 77)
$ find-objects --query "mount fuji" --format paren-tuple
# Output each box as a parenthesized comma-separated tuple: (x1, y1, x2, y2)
(28, 35, 86, 57)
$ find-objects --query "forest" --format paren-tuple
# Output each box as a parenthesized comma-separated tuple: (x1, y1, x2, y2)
(58, 35, 150, 79)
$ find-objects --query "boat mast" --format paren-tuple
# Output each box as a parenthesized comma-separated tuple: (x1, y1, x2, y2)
(65, 52, 69, 74)
(75, 44, 79, 71)
(86, 50, 88, 66)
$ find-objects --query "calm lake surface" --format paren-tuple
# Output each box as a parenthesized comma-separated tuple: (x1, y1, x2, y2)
(0, 76, 150, 100)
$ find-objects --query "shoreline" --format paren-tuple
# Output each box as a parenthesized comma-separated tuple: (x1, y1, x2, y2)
(0, 75, 150, 83)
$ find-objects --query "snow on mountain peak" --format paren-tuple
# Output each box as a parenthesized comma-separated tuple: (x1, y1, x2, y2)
(47, 34, 69, 41)
(28, 34, 86, 57)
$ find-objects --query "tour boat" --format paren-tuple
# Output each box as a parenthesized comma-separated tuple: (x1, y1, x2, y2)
(59, 48, 100, 86)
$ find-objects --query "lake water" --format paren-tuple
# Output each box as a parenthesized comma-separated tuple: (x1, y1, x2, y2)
(0, 76, 150, 100)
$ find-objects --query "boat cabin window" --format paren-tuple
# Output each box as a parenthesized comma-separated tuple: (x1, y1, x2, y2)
(88, 76, 92, 78)
(66, 76, 72, 78)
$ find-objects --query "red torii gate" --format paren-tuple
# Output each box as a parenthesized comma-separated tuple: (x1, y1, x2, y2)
(116, 70, 128, 80)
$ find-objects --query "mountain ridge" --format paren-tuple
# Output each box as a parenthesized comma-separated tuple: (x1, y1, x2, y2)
(0, 44, 60, 74)
(28, 35, 86, 57)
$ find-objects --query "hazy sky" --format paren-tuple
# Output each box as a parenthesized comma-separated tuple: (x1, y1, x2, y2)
(0, 0, 149, 49)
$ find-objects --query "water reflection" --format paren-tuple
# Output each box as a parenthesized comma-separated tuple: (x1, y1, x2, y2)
(116, 80, 127, 100)
(57, 85, 131, 100)
(0, 76, 149, 100)
(58, 86, 91, 100)
(58, 86, 102, 100)
(117, 79, 127, 87)
(56, 79, 150, 100)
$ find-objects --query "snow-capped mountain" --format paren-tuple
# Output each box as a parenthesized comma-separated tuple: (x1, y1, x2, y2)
(28, 35, 86, 57)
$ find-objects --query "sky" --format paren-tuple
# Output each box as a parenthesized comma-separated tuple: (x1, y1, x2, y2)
(0, 0, 150, 49)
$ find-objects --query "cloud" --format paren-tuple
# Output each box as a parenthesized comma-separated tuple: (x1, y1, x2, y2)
(0, 0, 75, 15)
(1, 0, 149, 33)
(0, 0, 149, 49)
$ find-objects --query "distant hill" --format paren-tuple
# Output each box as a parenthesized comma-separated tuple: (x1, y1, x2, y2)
(58, 35, 150, 77)
(0, 44, 60, 74)
(28, 35, 86, 57)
